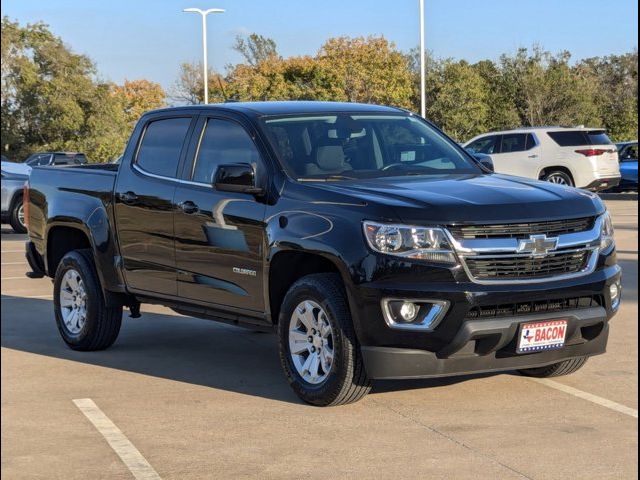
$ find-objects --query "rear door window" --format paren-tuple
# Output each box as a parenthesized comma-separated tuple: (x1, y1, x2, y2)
(548, 130, 613, 147)
(525, 134, 537, 150)
(52, 154, 72, 165)
(136, 117, 192, 178)
(500, 134, 527, 153)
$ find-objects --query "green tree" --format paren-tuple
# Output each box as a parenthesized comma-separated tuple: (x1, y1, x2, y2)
(233, 33, 279, 66)
(226, 55, 333, 101)
(317, 36, 415, 109)
(171, 62, 227, 105)
(472, 59, 520, 132)
(1, 17, 96, 160)
(427, 61, 490, 141)
(576, 51, 638, 141)
(0, 17, 158, 162)
(77, 83, 129, 162)
(499, 47, 599, 128)
(112, 79, 166, 127)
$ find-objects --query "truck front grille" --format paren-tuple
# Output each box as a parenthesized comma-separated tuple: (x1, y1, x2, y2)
(449, 217, 595, 239)
(464, 249, 592, 281)
(465, 295, 604, 319)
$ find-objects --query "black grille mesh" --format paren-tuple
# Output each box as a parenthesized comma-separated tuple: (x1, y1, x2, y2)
(465, 295, 604, 319)
(449, 217, 595, 239)
(465, 250, 590, 280)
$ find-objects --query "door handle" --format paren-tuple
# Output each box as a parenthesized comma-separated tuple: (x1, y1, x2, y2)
(178, 201, 199, 214)
(528, 154, 539, 159)
(119, 191, 139, 204)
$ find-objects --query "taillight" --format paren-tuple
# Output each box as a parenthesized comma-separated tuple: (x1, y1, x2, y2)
(575, 148, 613, 157)
(23, 182, 30, 230)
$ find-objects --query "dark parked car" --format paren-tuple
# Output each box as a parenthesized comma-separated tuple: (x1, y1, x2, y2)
(25, 152, 88, 167)
(25, 102, 621, 406)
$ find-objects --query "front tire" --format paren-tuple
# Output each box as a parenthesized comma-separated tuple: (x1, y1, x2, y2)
(543, 170, 574, 187)
(54, 249, 122, 351)
(518, 357, 588, 377)
(9, 196, 27, 234)
(278, 273, 371, 406)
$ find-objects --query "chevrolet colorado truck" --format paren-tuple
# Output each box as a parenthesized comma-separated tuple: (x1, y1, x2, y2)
(25, 102, 621, 406)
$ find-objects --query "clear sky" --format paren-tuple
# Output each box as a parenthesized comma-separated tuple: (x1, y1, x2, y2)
(2, 0, 638, 90)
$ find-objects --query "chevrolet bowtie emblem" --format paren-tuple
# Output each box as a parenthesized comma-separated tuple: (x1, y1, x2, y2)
(517, 234, 559, 256)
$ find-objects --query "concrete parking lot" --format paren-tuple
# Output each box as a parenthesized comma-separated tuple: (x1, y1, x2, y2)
(1, 197, 637, 480)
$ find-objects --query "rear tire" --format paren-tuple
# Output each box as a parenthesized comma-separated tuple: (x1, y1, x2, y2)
(543, 170, 574, 187)
(518, 357, 588, 377)
(278, 273, 371, 406)
(54, 249, 122, 351)
(9, 195, 27, 234)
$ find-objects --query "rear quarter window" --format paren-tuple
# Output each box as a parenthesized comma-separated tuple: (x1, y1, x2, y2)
(548, 130, 613, 147)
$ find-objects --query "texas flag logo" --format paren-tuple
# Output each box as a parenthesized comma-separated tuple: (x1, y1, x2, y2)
(522, 329, 534, 343)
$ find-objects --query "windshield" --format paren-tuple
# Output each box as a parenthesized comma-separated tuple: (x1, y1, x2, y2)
(261, 114, 481, 180)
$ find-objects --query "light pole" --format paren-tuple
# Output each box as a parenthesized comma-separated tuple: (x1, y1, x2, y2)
(419, 0, 426, 118)
(183, 7, 225, 104)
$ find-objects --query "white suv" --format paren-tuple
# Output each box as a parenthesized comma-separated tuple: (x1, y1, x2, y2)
(464, 127, 621, 191)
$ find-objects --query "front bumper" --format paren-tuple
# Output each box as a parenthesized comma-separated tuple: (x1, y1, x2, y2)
(348, 251, 620, 380)
(362, 307, 609, 379)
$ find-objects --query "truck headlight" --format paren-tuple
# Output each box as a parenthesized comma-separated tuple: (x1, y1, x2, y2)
(600, 211, 615, 251)
(363, 221, 457, 263)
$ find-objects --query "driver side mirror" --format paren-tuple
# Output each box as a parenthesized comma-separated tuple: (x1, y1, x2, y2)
(476, 157, 494, 172)
(214, 163, 265, 195)
(466, 150, 494, 172)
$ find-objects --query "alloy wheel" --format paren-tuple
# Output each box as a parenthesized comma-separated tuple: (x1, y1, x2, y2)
(59, 269, 88, 334)
(288, 300, 335, 385)
(17, 203, 25, 227)
(546, 174, 571, 186)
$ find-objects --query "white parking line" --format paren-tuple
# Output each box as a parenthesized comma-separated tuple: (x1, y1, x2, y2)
(1, 262, 24, 265)
(529, 378, 638, 418)
(2, 276, 27, 280)
(1, 250, 24, 253)
(73, 399, 162, 480)
(1, 294, 52, 300)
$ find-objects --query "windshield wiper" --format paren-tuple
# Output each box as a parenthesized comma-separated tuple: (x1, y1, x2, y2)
(297, 175, 356, 182)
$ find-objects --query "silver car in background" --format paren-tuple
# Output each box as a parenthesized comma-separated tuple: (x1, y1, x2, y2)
(1, 163, 28, 233)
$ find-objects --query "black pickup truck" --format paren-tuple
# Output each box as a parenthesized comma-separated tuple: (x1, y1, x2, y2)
(25, 102, 621, 406)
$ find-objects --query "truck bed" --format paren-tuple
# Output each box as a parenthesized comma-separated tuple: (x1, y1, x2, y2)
(27, 164, 119, 252)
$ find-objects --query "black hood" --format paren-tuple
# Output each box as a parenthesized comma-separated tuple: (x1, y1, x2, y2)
(304, 174, 605, 225)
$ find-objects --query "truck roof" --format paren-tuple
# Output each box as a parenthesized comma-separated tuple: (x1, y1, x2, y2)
(149, 101, 407, 117)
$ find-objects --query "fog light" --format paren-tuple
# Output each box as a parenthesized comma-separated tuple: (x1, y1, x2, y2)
(399, 302, 419, 322)
(610, 282, 622, 310)
(382, 299, 450, 331)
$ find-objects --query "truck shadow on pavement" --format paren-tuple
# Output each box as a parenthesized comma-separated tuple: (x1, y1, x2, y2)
(1, 295, 501, 405)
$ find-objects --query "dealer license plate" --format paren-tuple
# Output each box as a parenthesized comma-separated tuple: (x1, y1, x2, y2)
(517, 319, 568, 354)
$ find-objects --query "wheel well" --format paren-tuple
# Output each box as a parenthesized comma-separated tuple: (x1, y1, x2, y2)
(46, 226, 91, 276)
(539, 166, 574, 183)
(9, 191, 23, 211)
(268, 251, 341, 323)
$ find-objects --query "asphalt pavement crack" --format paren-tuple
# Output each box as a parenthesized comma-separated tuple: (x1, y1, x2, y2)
(370, 398, 535, 480)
